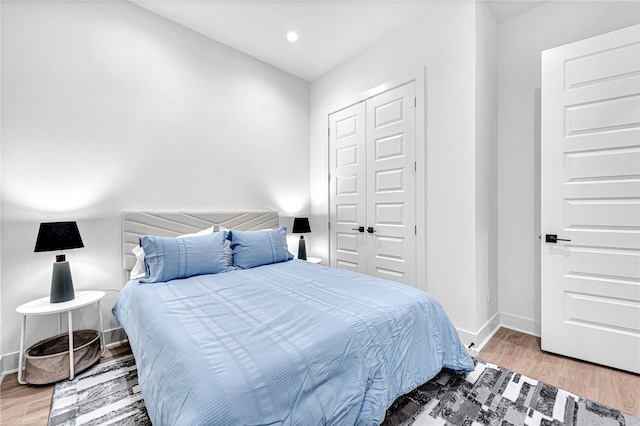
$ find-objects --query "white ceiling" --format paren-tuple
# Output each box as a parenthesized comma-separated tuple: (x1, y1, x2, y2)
(129, 0, 548, 81)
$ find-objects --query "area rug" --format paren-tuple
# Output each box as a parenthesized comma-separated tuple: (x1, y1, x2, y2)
(382, 360, 639, 426)
(49, 356, 639, 426)
(48, 355, 149, 426)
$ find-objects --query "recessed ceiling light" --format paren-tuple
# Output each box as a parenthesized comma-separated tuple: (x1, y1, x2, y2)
(286, 31, 298, 43)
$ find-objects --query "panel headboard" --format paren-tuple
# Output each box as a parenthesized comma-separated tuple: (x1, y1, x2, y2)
(122, 211, 280, 271)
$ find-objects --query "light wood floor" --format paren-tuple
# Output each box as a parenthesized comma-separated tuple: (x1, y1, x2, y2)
(476, 327, 639, 418)
(1, 328, 638, 425)
(0, 344, 132, 426)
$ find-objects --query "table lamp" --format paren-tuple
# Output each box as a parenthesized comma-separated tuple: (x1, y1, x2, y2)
(292, 217, 311, 260)
(34, 221, 84, 303)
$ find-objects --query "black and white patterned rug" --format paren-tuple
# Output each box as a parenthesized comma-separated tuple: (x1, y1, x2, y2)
(49, 356, 639, 426)
(48, 355, 149, 426)
(382, 360, 639, 426)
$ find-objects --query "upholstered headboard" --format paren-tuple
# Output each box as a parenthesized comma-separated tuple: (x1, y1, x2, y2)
(122, 211, 280, 271)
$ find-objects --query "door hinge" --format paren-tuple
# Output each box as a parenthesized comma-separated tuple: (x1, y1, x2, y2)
(415, 225, 417, 235)
(414, 97, 417, 108)
(414, 161, 417, 172)
(328, 127, 330, 138)
(328, 221, 331, 230)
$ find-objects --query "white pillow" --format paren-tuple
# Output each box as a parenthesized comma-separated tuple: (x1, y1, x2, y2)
(130, 245, 147, 279)
(220, 227, 233, 267)
(129, 226, 215, 280)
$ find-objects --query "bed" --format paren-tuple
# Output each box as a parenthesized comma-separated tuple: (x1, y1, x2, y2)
(112, 211, 474, 425)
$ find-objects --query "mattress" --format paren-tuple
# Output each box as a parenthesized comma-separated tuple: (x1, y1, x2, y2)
(112, 259, 474, 425)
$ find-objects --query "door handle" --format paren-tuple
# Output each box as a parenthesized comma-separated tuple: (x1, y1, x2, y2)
(351, 226, 365, 233)
(367, 227, 376, 234)
(545, 234, 570, 243)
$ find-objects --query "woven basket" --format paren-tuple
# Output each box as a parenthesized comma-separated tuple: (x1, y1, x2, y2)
(24, 329, 101, 385)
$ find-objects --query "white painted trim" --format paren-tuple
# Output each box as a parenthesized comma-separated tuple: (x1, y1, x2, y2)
(454, 313, 543, 360)
(103, 326, 128, 348)
(455, 326, 476, 348)
(473, 320, 502, 353)
(500, 312, 541, 337)
(0, 352, 18, 385)
(455, 311, 501, 351)
(473, 312, 502, 352)
(0, 356, 7, 386)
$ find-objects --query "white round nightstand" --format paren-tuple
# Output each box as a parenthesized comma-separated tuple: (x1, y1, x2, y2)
(16, 290, 105, 384)
(306, 257, 322, 265)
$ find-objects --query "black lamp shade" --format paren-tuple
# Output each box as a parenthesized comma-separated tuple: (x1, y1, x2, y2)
(292, 217, 311, 234)
(34, 221, 83, 303)
(34, 222, 84, 252)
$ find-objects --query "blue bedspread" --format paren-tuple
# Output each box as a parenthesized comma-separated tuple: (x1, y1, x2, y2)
(112, 259, 473, 425)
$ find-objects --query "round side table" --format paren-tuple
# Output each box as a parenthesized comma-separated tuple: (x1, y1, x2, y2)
(16, 290, 105, 384)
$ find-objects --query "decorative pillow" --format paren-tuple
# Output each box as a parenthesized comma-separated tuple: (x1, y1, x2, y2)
(129, 226, 214, 280)
(220, 227, 234, 267)
(229, 227, 293, 269)
(130, 245, 147, 279)
(139, 231, 227, 283)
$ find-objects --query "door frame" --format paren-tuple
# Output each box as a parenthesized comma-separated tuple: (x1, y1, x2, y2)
(326, 67, 427, 291)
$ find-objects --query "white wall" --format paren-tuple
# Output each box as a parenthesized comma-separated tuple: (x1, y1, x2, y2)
(0, 1, 309, 368)
(474, 1, 500, 342)
(310, 1, 493, 341)
(497, 1, 639, 335)
(0, 0, 4, 371)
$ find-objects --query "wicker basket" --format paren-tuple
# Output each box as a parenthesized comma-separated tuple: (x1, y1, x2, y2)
(23, 329, 101, 385)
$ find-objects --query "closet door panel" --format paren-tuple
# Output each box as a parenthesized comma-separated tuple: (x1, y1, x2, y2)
(329, 102, 367, 273)
(366, 82, 416, 285)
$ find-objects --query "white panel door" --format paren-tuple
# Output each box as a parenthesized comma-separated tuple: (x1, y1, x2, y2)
(329, 102, 367, 273)
(366, 83, 416, 284)
(541, 25, 640, 373)
(329, 82, 416, 286)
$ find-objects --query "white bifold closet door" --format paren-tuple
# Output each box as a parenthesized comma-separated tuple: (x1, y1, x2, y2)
(329, 82, 416, 287)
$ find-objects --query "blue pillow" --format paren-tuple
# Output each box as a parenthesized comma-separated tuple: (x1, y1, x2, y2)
(229, 227, 293, 269)
(139, 232, 227, 283)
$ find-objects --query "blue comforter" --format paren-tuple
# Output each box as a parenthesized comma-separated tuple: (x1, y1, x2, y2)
(112, 259, 473, 425)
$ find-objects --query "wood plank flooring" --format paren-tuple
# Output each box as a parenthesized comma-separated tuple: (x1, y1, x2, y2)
(1, 327, 638, 425)
(476, 327, 639, 418)
(0, 344, 132, 426)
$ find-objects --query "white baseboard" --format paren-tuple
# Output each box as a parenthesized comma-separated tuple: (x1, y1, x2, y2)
(0, 327, 127, 385)
(456, 311, 542, 358)
(104, 327, 128, 346)
(474, 312, 502, 352)
(455, 327, 476, 349)
(499, 312, 541, 337)
(456, 312, 502, 355)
